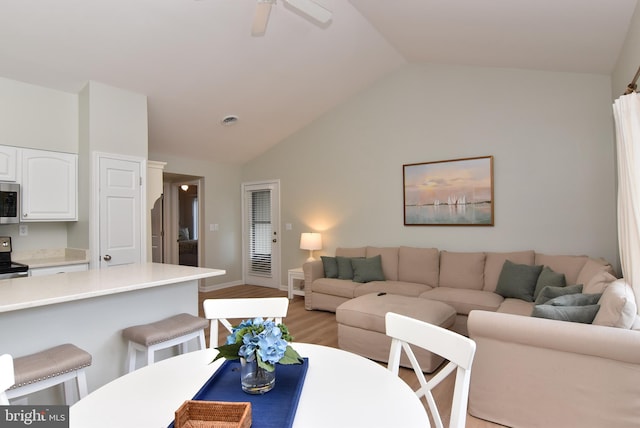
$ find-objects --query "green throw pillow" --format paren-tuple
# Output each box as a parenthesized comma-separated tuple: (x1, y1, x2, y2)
(533, 266, 566, 300)
(495, 260, 543, 302)
(535, 284, 583, 304)
(532, 304, 600, 324)
(544, 293, 602, 307)
(321, 256, 338, 278)
(336, 256, 360, 280)
(351, 255, 386, 283)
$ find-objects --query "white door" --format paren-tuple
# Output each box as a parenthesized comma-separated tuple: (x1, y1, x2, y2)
(242, 181, 280, 288)
(98, 156, 143, 268)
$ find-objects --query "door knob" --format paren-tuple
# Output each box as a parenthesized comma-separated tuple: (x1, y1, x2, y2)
(103, 254, 112, 261)
(272, 239, 277, 243)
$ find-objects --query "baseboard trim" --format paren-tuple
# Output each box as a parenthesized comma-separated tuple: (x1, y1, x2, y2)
(199, 280, 243, 293)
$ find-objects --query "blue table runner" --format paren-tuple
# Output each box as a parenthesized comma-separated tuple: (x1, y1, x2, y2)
(169, 358, 309, 428)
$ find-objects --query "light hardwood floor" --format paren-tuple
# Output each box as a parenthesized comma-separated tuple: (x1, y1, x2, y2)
(199, 284, 504, 428)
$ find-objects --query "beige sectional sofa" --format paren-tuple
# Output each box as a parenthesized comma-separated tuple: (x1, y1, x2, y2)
(303, 246, 640, 428)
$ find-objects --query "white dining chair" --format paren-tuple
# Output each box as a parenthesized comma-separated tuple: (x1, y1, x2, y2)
(203, 297, 289, 347)
(385, 312, 477, 428)
(0, 354, 14, 405)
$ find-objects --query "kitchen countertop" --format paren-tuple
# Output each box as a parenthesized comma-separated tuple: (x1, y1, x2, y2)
(12, 248, 90, 269)
(0, 262, 225, 313)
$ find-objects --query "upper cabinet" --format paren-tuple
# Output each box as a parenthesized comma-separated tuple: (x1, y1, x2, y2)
(21, 148, 78, 222)
(0, 146, 18, 182)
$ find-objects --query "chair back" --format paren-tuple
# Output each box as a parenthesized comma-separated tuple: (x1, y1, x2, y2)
(385, 312, 476, 428)
(203, 297, 289, 347)
(0, 354, 15, 405)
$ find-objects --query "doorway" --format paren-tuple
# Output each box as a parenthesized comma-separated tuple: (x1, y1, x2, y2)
(242, 180, 281, 288)
(163, 173, 203, 267)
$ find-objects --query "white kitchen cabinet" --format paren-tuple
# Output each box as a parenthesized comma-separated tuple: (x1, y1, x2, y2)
(0, 145, 19, 182)
(21, 148, 77, 221)
(29, 263, 89, 277)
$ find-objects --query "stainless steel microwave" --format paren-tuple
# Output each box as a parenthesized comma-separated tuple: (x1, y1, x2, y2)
(0, 183, 19, 224)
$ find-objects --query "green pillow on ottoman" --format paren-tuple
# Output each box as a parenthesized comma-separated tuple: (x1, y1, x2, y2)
(535, 284, 583, 304)
(351, 255, 386, 283)
(495, 260, 543, 302)
(532, 304, 600, 324)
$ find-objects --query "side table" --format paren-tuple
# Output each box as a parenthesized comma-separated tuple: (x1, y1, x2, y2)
(287, 267, 305, 299)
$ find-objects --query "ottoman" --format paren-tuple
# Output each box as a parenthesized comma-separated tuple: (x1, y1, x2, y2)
(336, 293, 457, 373)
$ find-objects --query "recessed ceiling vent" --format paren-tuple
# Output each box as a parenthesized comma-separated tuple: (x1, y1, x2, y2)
(221, 115, 239, 126)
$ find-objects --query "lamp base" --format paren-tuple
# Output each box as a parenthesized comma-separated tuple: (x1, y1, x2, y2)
(306, 256, 316, 263)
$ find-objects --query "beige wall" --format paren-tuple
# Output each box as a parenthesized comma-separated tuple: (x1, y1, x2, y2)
(149, 152, 243, 287)
(243, 64, 619, 285)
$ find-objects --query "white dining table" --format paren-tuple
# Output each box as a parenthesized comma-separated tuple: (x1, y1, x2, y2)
(70, 343, 428, 428)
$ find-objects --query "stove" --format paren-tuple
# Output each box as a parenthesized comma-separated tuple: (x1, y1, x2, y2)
(0, 236, 28, 279)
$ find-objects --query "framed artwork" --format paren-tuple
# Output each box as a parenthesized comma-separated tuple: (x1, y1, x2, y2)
(403, 156, 494, 226)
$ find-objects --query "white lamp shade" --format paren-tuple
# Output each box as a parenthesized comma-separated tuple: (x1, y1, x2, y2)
(300, 232, 322, 250)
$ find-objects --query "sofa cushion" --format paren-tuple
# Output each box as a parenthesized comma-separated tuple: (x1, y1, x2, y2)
(321, 256, 338, 278)
(420, 287, 503, 315)
(335, 247, 366, 258)
(366, 247, 399, 281)
(532, 304, 600, 324)
(533, 266, 566, 300)
(583, 270, 617, 294)
(534, 253, 588, 285)
(576, 258, 614, 287)
(353, 281, 432, 298)
(398, 246, 439, 287)
(535, 284, 583, 304)
(439, 251, 486, 290)
(352, 255, 385, 283)
(336, 256, 361, 280)
(495, 260, 543, 302)
(592, 279, 637, 329)
(497, 298, 535, 316)
(545, 293, 602, 306)
(310, 278, 359, 299)
(483, 251, 535, 292)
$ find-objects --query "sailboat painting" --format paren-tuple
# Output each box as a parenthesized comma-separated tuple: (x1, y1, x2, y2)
(403, 156, 494, 226)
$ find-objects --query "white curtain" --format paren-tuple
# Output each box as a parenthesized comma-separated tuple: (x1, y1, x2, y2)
(614, 92, 640, 313)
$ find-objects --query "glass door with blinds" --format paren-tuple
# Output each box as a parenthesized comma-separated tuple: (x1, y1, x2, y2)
(242, 181, 280, 288)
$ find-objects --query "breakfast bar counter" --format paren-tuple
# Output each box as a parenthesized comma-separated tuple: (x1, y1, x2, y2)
(0, 263, 225, 404)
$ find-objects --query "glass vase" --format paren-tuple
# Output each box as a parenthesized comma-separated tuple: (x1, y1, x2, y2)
(240, 357, 275, 394)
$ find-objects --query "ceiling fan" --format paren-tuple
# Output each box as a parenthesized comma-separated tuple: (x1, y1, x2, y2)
(252, 0, 332, 36)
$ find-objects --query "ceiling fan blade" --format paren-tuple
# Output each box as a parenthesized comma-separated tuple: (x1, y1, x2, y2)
(252, 1, 273, 37)
(283, 0, 332, 24)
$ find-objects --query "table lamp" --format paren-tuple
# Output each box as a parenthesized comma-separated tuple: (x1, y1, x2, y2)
(300, 232, 322, 262)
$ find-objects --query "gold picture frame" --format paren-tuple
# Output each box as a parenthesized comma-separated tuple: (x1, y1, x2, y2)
(403, 156, 494, 226)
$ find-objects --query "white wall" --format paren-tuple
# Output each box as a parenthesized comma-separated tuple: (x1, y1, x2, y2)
(0, 77, 78, 250)
(612, 3, 640, 97)
(148, 152, 243, 287)
(243, 64, 619, 284)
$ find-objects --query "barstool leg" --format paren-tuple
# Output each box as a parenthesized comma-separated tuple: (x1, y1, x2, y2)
(197, 330, 206, 351)
(63, 379, 74, 404)
(76, 369, 88, 399)
(127, 342, 138, 373)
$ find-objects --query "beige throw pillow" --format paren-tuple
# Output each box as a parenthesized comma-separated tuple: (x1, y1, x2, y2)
(583, 270, 617, 294)
(592, 279, 637, 329)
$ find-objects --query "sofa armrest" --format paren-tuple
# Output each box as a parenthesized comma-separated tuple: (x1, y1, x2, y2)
(467, 310, 640, 428)
(468, 310, 640, 364)
(303, 260, 324, 285)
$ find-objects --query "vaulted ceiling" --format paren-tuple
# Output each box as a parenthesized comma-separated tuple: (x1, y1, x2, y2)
(0, 0, 636, 164)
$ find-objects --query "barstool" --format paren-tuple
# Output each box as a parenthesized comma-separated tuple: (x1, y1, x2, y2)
(5, 343, 92, 405)
(122, 313, 208, 373)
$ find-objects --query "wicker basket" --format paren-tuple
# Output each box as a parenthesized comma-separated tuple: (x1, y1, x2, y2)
(174, 401, 252, 428)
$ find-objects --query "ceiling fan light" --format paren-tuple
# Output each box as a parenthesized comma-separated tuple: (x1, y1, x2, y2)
(252, 1, 274, 36)
(284, 0, 332, 24)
